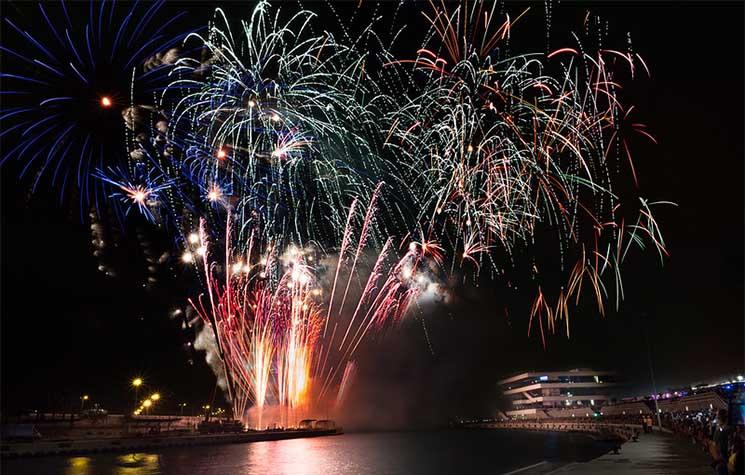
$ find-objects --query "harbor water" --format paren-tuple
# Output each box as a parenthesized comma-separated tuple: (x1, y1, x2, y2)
(2, 430, 613, 474)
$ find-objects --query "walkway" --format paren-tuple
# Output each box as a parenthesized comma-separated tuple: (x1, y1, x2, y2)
(547, 431, 713, 474)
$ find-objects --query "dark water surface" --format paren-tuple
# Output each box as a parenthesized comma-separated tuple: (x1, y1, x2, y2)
(2, 430, 612, 475)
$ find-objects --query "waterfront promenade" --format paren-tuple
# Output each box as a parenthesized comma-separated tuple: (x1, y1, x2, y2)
(548, 431, 712, 474)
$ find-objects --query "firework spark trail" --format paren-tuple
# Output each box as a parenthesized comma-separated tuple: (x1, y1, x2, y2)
(324, 199, 358, 337)
(337, 238, 394, 352)
(337, 183, 383, 317)
(335, 361, 357, 409)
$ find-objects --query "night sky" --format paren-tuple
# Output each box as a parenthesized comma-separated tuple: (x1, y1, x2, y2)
(1, 2, 743, 427)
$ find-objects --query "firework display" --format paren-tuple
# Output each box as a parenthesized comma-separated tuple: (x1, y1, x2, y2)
(378, 3, 672, 345)
(0, 1, 672, 426)
(189, 194, 440, 426)
(0, 0, 189, 211)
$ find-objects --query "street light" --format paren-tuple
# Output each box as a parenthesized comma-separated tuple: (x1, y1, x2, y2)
(132, 377, 143, 413)
(80, 395, 89, 412)
(179, 403, 187, 416)
(148, 393, 160, 415)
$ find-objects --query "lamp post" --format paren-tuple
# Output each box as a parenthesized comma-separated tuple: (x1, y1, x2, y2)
(80, 395, 89, 412)
(149, 393, 160, 415)
(641, 313, 663, 429)
(132, 378, 143, 413)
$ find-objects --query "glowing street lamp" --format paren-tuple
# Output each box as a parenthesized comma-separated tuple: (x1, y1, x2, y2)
(150, 393, 160, 401)
(80, 394, 89, 411)
(132, 377, 143, 412)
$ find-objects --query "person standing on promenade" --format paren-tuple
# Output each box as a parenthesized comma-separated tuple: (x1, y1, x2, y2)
(727, 425, 743, 475)
(709, 409, 732, 475)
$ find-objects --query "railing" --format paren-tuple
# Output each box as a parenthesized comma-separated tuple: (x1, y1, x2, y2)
(471, 421, 639, 441)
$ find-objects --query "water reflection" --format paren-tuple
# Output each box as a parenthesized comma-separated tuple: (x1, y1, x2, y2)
(3, 431, 613, 475)
(113, 453, 161, 475)
(65, 456, 93, 475)
(242, 436, 372, 474)
(247, 438, 327, 474)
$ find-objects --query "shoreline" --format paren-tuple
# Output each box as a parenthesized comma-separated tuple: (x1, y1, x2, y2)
(0, 428, 342, 459)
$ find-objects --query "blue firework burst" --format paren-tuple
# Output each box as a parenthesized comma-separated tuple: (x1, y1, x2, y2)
(0, 0, 191, 209)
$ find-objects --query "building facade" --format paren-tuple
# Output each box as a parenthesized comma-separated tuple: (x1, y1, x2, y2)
(498, 369, 617, 418)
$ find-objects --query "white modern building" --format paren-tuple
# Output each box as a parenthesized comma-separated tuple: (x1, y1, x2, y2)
(498, 369, 617, 418)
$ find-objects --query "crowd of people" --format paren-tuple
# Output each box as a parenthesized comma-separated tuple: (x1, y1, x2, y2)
(661, 408, 743, 475)
(513, 408, 743, 474)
